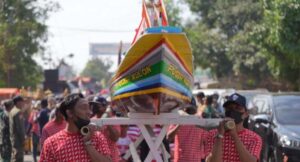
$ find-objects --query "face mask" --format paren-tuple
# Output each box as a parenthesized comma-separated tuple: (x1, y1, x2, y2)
(184, 108, 196, 115)
(225, 110, 244, 124)
(74, 115, 90, 130)
(91, 104, 100, 115)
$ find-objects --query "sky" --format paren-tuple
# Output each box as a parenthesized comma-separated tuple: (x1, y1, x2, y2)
(39, 0, 143, 73)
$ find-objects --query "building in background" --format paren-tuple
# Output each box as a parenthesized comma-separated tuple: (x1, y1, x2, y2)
(89, 43, 131, 56)
(89, 42, 130, 72)
(58, 60, 76, 81)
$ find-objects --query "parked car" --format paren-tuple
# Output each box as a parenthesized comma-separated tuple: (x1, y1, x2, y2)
(236, 90, 269, 128)
(219, 89, 269, 106)
(248, 93, 300, 162)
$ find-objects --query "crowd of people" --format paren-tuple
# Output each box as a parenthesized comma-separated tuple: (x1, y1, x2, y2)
(0, 91, 262, 162)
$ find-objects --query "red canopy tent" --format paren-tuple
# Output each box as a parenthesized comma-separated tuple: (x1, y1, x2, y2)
(0, 88, 19, 100)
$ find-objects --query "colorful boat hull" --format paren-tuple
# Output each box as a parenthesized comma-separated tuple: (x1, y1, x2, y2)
(111, 27, 193, 114)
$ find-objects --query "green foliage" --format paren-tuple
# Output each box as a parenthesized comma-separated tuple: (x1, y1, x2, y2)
(0, 0, 58, 87)
(165, 0, 183, 27)
(185, 23, 232, 77)
(165, 0, 300, 89)
(81, 58, 113, 87)
(182, 0, 271, 85)
(252, 0, 300, 88)
(185, 0, 263, 37)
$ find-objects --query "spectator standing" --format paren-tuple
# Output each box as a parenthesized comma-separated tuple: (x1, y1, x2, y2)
(40, 107, 66, 149)
(196, 92, 205, 116)
(27, 102, 41, 162)
(37, 99, 50, 135)
(9, 96, 26, 162)
(48, 97, 57, 120)
(167, 104, 207, 162)
(0, 100, 13, 162)
(202, 96, 217, 118)
(90, 96, 120, 162)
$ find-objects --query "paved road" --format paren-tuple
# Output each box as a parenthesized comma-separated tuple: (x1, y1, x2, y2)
(24, 154, 39, 162)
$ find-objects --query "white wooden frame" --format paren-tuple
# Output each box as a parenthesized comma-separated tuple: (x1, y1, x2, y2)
(91, 112, 222, 162)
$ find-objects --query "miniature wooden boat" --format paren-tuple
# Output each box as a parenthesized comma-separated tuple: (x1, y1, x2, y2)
(111, 27, 193, 114)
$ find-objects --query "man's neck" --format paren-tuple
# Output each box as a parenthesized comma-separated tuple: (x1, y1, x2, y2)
(236, 123, 245, 132)
(54, 118, 63, 124)
(66, 122, 79, 133)
(96, 113, 104, 118)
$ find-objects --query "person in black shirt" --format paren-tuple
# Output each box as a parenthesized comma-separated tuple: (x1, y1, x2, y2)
(0, 100, 13, 162)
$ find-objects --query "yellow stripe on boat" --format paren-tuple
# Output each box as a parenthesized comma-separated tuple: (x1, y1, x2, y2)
(112, 33, 192, 81)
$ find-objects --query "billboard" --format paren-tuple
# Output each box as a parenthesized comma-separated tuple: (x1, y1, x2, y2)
(89, 43, 131, 55)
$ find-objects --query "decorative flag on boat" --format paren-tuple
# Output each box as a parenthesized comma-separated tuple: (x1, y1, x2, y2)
(132, 0, 169, 44)
(158, 0, 169, 26)
(131, 0, 151, 44)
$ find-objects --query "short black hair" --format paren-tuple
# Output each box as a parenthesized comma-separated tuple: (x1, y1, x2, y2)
(13, 96, 24, 105)
(41, 99, 48, 108)
(206, 95, 213, 105)
(3, 100, 14, 110)
(59, 93, 84, 120)
(197, 92, 205, 98)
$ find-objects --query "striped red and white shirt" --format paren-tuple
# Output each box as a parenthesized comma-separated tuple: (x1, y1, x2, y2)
(117, 136, 131, 155)
(127, 125, 141, 142)
(118, 125, 164, 161)
(40, 120, 67, 149)
(126, 125, 161, 142)
(205, 129, 262, 162)
(116, 125, 140, 160)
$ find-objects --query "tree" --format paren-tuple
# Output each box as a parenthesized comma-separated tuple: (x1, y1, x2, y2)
(181, 0, 273, 87)
(81, 58, 113, 87)
(0, 0, 58, 87)
(185, 23, 232, 78)
(165, 0, 183, 27)
(165, 0, 300, 89)
(252, 0, 300, 89)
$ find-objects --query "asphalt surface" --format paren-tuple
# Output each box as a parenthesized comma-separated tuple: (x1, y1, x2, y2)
(24, 153, 39, 162)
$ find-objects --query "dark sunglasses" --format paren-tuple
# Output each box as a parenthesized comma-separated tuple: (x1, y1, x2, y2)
(226, 104, 245, 111)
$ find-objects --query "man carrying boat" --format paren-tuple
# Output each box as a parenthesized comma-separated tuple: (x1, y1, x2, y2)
(39, 93, 112, 162)
(90, 96, 120, 162)
(167, 102, 207, 162)
(205, 93, 262, 162)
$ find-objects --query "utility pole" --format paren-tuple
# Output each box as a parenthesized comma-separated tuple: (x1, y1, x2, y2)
(118, 41, 123, 65)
